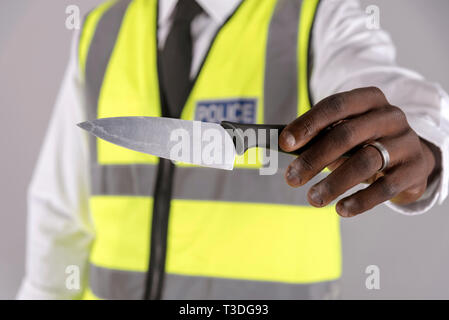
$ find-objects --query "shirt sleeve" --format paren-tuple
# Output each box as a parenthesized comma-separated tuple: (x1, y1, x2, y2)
(311, 0, 449, 215)
(17, 31, 94, 299)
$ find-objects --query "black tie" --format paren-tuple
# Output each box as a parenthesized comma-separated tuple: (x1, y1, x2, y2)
(160, 0, 203, 118)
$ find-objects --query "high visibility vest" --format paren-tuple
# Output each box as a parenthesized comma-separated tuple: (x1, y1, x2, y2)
(79, 0, 341, 300)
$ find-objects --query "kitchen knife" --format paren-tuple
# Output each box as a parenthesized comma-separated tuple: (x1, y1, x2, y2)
(78, 117, 355, 170)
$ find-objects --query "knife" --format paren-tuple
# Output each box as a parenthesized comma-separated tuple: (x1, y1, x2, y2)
(78, 117, 356, 170)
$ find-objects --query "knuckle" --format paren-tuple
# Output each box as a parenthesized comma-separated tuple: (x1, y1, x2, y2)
(297, 153, 315, 172)
(413, 157, 429, 178)
(406, 183, 426, 200)
(398, 160, 426, 185)
(388, 105, 408, 124)
(334, 122, 356, 145)
(303, 117, 315, 136)
(365, 86, 386, 102)
(355, 146, 382, 172)
(402, 133, 424, 159)
(325, 94, 346, 116)
(410, 131, 422, 148)
(379, 177, 401, 199)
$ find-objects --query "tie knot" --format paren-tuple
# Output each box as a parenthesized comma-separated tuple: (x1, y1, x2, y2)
(174, 0, 203, 23)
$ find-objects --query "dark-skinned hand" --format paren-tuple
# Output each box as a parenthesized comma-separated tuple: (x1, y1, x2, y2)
(279, 87, 441, 218)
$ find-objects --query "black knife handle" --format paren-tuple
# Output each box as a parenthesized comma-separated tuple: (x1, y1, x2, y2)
(220, 121, 358, 157)
(221, 121, 286, 155)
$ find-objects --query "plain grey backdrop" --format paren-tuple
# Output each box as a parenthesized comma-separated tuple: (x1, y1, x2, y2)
(1, 0, 448, 299)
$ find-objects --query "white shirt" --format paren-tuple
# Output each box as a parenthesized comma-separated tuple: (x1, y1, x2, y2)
(17, 0, 449, 299)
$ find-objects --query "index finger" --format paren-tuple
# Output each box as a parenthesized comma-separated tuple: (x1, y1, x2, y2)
(279, 87, 388, 152)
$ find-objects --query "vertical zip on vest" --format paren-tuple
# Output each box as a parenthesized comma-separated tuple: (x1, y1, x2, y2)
(143, 0, 248, 299)
(143, 0, 169, 300)
(143, 158, 175, 300)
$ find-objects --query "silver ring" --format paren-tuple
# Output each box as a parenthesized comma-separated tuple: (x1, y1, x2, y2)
(364, 141, 390, 172)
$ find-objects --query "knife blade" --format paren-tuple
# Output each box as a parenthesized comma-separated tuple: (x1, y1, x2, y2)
(78, 117, 240, 170)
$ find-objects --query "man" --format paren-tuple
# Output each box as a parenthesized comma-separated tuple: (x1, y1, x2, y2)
(18, 0, 448, 299)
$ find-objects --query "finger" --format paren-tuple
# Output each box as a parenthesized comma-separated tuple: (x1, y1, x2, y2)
(335, 163, 423, 217)
(391, 182, 427, 205)
(327, 157, 347, 171)
(284, 107, 408, 187)
(307, 134, 413, 207)
(280, 87, 388, 152)
(364, 172, 384, 185)
(359, 129, 422, 185)
(307, 146, 383, 207)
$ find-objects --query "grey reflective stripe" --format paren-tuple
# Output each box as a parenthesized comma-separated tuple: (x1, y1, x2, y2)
(84, 0, 132, 161)
(264, 0, 302, 123)
(173, 166, 322, 206)
(163, 274, 339, 300)
(89, 264, 145, 300)
(91, 164, 157, 196)
(91, 164, 327, 206)
(89, 264, 339, 300)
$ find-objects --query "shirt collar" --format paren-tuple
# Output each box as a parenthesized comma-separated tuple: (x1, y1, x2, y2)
(159, 0, 242, 26)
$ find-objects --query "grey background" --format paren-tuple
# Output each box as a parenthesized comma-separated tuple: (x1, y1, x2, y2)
(0, 0, 448, 299)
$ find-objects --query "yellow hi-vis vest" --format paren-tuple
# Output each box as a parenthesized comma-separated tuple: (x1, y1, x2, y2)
(79, 0, 341, 300)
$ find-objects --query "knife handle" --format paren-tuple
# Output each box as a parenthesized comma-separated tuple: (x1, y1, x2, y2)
(220, 121, 358, 157)
(221, 121, 286, 155)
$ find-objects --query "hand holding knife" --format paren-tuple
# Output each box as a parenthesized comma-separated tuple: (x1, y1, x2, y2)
(79, 88, 439, 217)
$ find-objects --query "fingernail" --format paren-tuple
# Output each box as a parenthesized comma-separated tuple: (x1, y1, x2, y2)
(286, 167, 301, 186)
(337, 200, 355, 218)
(280, 130, 296, 148)
(309, 187, 324, 207)
(336, 202, 349, 217)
